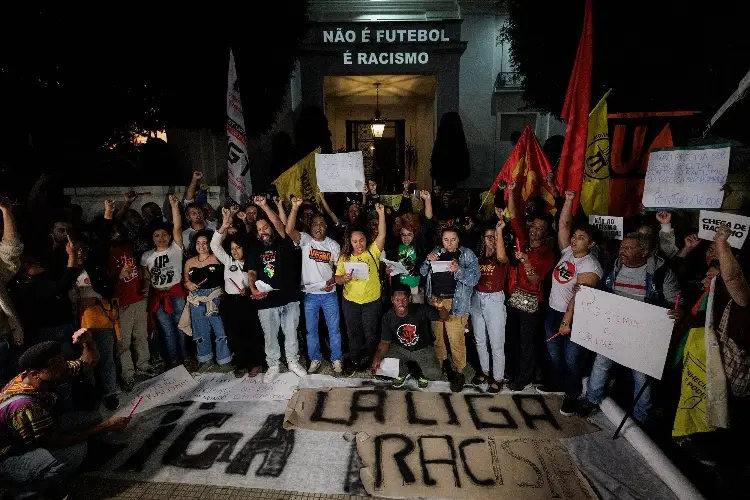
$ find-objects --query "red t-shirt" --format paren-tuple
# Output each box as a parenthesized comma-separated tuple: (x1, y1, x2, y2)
(108, 245, 144, 307)
(475, 256, 507, 293)
(508, 215, 556, 301)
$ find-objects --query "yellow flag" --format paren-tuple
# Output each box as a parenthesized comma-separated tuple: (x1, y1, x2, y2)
(272, 149, 320, 204)
(672, 327, 716, 437)
(581, 90, 611, 216)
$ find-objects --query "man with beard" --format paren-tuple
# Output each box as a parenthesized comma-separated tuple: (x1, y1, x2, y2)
(372, 283, 446, 389)
(286, 197, 342, 374)
(247, 196, 307, 382)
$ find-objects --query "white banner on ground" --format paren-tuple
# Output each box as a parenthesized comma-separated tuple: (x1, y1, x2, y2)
(227, 48, 251, 204)
(697, 210, 750, 249)
(316, 152, 365, 193)
(589, 215, 624, 240)
(226, 372, 299, 402)
(119, 365, 198, 416)
(571, 286, 674, 380)
(642, 146, 730, 209)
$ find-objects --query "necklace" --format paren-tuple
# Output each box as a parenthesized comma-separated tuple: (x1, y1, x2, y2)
(198, 255, 210, 263)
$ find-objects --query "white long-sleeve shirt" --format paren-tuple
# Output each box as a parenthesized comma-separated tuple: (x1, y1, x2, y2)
(210, 231, 248, 294)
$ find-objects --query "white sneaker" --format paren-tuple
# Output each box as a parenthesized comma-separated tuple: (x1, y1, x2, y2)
(332, 360, 343, 374)
(308, 360, 322, 374)
(288, 361, 307, 378)
(264, 365, 280, 383)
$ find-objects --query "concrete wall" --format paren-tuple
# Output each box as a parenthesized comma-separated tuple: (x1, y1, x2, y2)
(63, 186, 224, 223)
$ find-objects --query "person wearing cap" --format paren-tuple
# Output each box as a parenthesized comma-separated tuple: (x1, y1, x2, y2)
(0, 329, 130, 499)
(372, 283, 446, 389)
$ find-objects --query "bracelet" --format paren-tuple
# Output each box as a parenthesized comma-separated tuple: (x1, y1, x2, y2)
(560, 320, 570, 327)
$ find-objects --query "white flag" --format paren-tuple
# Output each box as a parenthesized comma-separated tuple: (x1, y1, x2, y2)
(227, 49, 251, 203)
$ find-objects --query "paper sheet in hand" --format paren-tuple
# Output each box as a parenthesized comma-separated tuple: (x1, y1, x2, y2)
(571, 286, 674, 379)
(117, 365, 198, 416)
(430, 260, 452, 273)
(382, 258, 408, 276)
(316, 151, 365, 193)
(303, 281, 327, 292)
(343, 262, 369, 280)
(375, 357, 399, 378)
(697, 210, 749, 249)
(255, 280, 278, 292)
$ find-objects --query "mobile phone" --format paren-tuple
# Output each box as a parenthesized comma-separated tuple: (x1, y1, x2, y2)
(413, 190, 421, 197)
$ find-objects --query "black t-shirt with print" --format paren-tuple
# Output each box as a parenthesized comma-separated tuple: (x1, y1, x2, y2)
(247, 237, 299, 310)
(380, 304, 440, 352)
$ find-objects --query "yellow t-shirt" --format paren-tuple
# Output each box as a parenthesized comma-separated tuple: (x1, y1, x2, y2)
(335, 242, 382, 304)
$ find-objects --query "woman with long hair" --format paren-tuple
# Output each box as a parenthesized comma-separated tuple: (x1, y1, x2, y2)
(470, 220, 509, 393)
(182, 230, 231, 371)
(335, 204, 386, 373)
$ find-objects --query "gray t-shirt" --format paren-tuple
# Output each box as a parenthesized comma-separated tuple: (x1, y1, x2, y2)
(614, 264, 648, 302)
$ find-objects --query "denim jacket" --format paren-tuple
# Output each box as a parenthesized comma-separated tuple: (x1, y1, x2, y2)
(420, 246, 480, 316)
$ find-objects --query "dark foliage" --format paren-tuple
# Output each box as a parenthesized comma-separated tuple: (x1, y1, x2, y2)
(293, 106, 334, 159)
(501, 0, 750, 121)
(431, 112, 470, 188)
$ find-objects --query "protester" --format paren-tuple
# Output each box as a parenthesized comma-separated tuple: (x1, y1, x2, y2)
(182, 171, 217, 249)
(247, 196, 307, 382)
(141, 195, 188, 369)
(0, 329, 130, 499)
(470, 219, 509, 393)
(212, 207, 263, 378)
(372, 282, 446, 388)
(0, 199, 24, 349)
(181, 230, 232, 370)
(543, 190, 603, 416)
(335, 203, 387, 373)
(286, 196, 343, 374)
(421, 224, 480, 392)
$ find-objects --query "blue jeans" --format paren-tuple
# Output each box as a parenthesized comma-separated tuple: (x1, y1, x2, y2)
(545, 308, 586, 398)
(154, 296, 188, 363)
(587, 354, 653, 423)
(0, 442, 87, 499)
(470, 291, 507, 378)
(189, 289, 231, 365)
(258, 302, 300, 367)
(93, 329, 119, 398)
(304, 292, 342, 362)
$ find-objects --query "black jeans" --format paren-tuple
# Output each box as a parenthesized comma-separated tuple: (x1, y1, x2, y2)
(513, 307, 544, 387)
(342, 298, 382, 363)
(220, 294, 265, 369)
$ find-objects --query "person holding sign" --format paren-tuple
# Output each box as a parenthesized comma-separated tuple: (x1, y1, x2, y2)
(335, 204, 387, 374)
(579, 232, 682, 424)
(286, 197, 343, 375)
(545, 190, 603, 416)
(421, 225, 480, 392)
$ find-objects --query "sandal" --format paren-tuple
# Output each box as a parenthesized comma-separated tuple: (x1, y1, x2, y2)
(487, 379, 504, 394)
(471, 373, 489, 385)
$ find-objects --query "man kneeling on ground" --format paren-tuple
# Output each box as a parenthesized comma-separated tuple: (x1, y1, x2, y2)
(372, 282, 448, 389)
(0, 328, 131, 499)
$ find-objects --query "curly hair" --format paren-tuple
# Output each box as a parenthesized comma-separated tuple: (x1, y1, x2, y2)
(340, 224, 370, 259)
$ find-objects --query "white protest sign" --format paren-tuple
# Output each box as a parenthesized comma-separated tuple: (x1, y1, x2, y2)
(642, 146, 730, 209)
(698, 210, 750, 249)
(382, 258, 409, 276)
(344, 262, 369, 280)
(175, 373, 241, 403)
(571, 286, 674, 380)
(118, 365, 198, 416)
(375, 358, 400, 378)
(226, 371, 299, 401)
(589, 215, 624, 240)
(316, 151, 365, 193)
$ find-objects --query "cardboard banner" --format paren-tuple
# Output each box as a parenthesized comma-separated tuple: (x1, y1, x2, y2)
(356, 432, 597, 500)
(698, 210, 750, 249)
(588, 215, 623, 240)
(284, 388, 598, 438)
(572, 287, 674, 380)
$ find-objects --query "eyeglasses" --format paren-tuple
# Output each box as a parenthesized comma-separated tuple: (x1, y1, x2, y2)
(484, 235, 496, 240)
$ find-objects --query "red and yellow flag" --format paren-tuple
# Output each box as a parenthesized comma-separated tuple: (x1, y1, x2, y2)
(489, 125, 556, 214)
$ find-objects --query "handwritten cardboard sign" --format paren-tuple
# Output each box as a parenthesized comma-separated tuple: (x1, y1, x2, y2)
(589, 215, 624, 240)
(697, 210, 750, 249)
(642, 146, 730, 209)
(572, 286, 674, 380)
(316, 151, 365, 193)
(119, 365, 198, 416)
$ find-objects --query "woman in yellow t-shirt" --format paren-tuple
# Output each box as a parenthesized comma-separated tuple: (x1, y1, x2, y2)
(335, 203, 386, 372)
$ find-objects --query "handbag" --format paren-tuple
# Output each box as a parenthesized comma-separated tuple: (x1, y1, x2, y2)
(716, 301, 750, 398)
(508, 289, 539, 313)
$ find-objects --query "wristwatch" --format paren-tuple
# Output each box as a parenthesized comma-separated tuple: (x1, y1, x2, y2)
(560, 320, 570, 327)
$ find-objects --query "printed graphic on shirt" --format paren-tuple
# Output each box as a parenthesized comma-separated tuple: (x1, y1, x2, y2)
(151, 254, 175, 287)
(480, 263, 497, 275)
(553, 260, 576, 284)
(120, 256, 138, 283)
(229, 264, 239, 273)
(76, 272, 91, 287)
(309, 248, 332, 263)
(396, 323, 419, 347)
(261, 250, 277, 279)
(398, 245, 417, 273)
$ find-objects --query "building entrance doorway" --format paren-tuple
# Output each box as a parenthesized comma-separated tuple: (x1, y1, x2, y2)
(324, 75, 437, 192)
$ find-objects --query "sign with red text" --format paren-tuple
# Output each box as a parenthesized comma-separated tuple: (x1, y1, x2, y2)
(697, 210, 749, 249)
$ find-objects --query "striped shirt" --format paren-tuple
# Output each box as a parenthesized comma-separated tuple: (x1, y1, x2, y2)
(613, 264, 648, 302)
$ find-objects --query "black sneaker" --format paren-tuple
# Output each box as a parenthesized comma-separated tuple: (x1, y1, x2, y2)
(471, 373, 489, 385)
(104, 394, 120, 411)
(448, 370, 464, 393)
(559, 396, 577, 417)
(535, 384, 558, 395)
(393, 374, 411, 388)
(487, 379, 504, 394)
(577, 400, 599, 418)
(508, 380, 530, 392)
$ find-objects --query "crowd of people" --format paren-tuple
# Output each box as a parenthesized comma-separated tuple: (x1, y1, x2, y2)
(0, 169, 748, 498)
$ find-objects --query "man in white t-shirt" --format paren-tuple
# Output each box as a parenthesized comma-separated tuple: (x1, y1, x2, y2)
(542, 190, 604, 417)
(286, 197, 343, 374)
